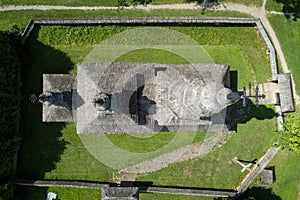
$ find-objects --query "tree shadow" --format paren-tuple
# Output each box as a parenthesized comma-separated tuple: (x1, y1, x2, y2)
(16, 186, 49, 200)
(275, 0, 300, 20)
(17, 25, 74, 179)
(185, 0, 220, 7)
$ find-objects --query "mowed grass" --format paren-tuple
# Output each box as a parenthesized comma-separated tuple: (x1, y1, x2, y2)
(268, 15, 300, 96)
(18, 22, 274, 192)
(137, 104, 277, 189)
(115, 48, 188, 64)
(269, 149, 300, 199)
(266, 0, 282, 12)
(16, 186, 102, 200)
(106, 132, 206, 153)
(18, 32, 115, 181)
(222, 0, 263, 7)
(38, 25, 270, 84)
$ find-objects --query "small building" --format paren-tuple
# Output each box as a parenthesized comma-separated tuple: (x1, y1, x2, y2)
(278, 73, 295, 112)
(260, 167, 275, 185)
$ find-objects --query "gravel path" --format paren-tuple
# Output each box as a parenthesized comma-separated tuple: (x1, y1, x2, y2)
(116, 132, 233, 182)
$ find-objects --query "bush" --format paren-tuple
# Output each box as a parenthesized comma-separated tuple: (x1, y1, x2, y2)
(279, 114, 300, 153)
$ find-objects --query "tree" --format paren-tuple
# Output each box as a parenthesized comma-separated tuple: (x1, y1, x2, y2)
(117, 0, 128, 8)
(184, 0, 218, 5)
(131, 0, 152, 6)
(274, 0, 300, 20)
(279, 114, 300, 153)
(0, 27, 21, 200)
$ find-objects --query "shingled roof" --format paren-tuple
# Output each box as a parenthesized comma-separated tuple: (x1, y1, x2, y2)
(278, 73, 295, 112)
(74, 62, 232, 134)
(42, 74, 76, 122)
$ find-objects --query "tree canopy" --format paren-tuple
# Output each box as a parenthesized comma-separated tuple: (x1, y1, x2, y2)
(0, 29, 21, 200)
(275, 0, 300, 20)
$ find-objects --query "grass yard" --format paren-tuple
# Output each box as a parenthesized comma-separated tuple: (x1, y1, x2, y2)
(268, 14, 300, 96)
(35, 25, 271, 85)
(266, 0, 282, 12)
(106, 132, 206, 153)
(18, 32, 115, 181)
(137, 104, 277, 189)
(16, 186, 102, 200)
(17, 17, 276, 200)
(222, 0, 263, 7)
(269, 149, 300, 199)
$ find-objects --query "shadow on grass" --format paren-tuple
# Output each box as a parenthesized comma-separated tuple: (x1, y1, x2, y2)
(214, 187, 281, 200)
(230, 70, 238, 92)
(237, 187, 281, 200)
(226, 98, 276, 131)
(17, 25, 74, 179)
(16, 186, 49, 200)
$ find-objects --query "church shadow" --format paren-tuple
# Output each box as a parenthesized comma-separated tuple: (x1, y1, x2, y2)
(225, 98, 276, 131)
(18, 25, 73, 180)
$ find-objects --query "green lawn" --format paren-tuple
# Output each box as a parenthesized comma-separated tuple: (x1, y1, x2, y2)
(268, 149, 300, 199)
(268, 14, 300, 96)
(16, 186, 102, 200)
(222, 0, 263, 7)
(12, 10, 280, 200)
(137, 104, 276, 189)
(106, 132, 206, 153)
(266, 0, 282, 12)
(18, 32, 115, 181)
(17, 23, 273, 185)
(35, 25, 270, 85)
